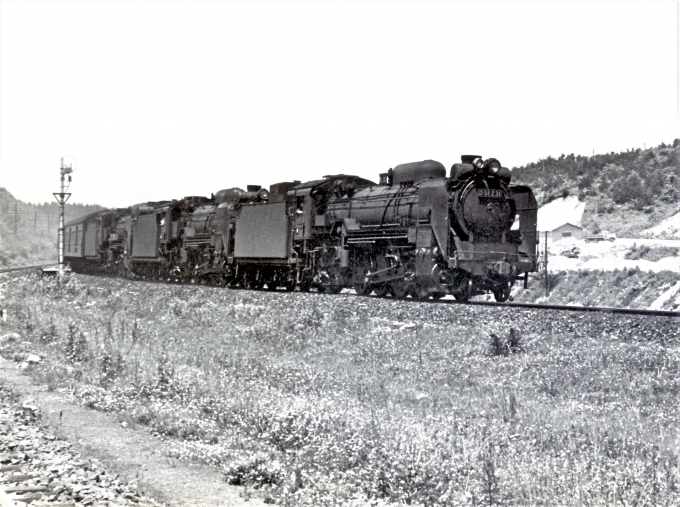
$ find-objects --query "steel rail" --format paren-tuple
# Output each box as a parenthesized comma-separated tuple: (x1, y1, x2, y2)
(438, 298, 680, 318)
(331, 289, 680, 318)
(0, 264, 54, 274)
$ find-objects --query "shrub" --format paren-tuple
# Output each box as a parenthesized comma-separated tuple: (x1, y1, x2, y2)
(99, 352, 124, 386)
(625, 245, 679, 262)
(65, 323, 88, 363)
(40, 320, 58, 344)
(488, 328, 522, 356)
(223, 453, 285, 488)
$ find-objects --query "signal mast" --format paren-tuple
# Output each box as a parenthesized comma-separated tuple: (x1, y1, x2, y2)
(48, 158, 74, 277)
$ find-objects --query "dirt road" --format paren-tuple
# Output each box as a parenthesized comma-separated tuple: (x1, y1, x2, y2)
(0, 355, 266, 507)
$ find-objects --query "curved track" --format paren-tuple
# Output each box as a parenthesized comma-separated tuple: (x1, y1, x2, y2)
(3, 264, 678, 318)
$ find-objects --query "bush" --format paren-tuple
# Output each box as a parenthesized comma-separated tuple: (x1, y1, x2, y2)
(65, 322, 88, 363)
(625, 245, 679, 262)
(488, 328, 522, 356)
(223, 453, 285, 488)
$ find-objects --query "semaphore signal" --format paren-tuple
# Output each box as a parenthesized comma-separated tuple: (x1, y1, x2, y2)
(44, 157, 77, 278)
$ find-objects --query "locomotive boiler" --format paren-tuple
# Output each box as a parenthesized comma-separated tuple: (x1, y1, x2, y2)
(63, 155, 538, 301)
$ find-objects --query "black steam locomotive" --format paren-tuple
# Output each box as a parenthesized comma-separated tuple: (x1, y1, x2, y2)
(64, 156, 538, 301)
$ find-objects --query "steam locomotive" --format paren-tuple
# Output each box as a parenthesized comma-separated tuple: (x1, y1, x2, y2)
(63, 156, 538, 301)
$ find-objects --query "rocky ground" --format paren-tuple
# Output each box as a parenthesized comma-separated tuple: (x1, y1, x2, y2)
(0, 351, 268, 507)
(0, 385, 164, 507)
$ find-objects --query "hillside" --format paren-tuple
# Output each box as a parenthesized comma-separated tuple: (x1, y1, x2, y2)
(512, 140, 680, 238)
(510, 268, 680, 311)
(0, 188, 104, 268)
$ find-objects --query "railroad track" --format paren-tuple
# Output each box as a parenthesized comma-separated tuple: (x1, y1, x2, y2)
(3, 264, 678, 318)
(301, 287, 679, 318)
(0, 264, 56, 275)
(434, 298, 679, 318)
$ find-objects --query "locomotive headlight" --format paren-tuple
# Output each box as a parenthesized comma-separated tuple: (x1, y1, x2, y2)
(473, 157, 485, 170)
(485, 158, 501, 175)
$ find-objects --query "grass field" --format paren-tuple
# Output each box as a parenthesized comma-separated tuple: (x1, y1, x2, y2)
(1, 273, 679, 506)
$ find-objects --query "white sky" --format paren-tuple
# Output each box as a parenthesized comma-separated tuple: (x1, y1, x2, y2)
(1, 0, 678, 208)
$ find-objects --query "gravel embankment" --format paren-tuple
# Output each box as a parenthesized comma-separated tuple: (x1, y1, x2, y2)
(0, 386, 164, 507)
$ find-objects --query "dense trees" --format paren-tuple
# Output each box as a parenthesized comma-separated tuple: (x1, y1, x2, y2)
(512, 141, 680, 208)
(0, 188, 104, 268)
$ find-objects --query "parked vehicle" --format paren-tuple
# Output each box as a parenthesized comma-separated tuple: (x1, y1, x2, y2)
(560, 246, 580, 258)
(586, 231, 616, 242)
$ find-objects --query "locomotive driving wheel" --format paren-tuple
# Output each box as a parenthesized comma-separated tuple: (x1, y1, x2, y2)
(320, 266, 343, 294)
(353, 265, 372, 296)
(370, 255, 389, 297)
(389, 279, 409, 299)
(493, 280, 512, 302)
(411, 283, 431, 301)
(453, 278, 473, 301)
(373, 284, 389, 297)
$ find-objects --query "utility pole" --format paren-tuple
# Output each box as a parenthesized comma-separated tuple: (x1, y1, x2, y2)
(14, 202, 17, 235)
(544, 231, 549, 297)
(53, 158, 73, 277)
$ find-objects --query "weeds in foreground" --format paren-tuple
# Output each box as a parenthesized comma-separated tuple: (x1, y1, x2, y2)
(1, 273, 679, 506)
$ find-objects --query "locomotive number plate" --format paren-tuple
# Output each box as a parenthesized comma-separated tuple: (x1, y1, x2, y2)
(478, 189, 503, 199)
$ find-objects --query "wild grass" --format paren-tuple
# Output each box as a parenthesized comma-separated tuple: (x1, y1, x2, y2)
(1, 273, 679, 506)
(514, 268, 680, 310)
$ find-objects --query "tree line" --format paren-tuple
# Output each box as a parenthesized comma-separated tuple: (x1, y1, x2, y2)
(0, 188, 104, 268)
(511, 140, 680, 210)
